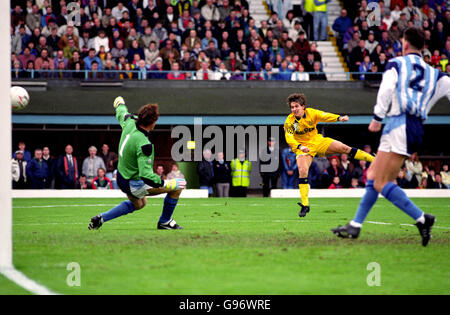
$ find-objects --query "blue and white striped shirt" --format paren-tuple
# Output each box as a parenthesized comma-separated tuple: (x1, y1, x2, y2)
(373, 53, 450, 122)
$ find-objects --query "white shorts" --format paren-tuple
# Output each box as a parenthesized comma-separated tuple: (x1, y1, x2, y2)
(378, 114, 423, 157)
(129, 179, 151, 199)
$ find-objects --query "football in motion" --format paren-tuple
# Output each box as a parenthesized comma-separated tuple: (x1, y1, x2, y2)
(11, 86, 30, 110)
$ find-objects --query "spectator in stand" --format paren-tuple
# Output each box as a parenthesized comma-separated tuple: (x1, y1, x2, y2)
(112, 1, 129, 21)
(201, 0, 220, 22)
(82, 146, 106, 185)
(350, 39, 369, 77)
(213, 152, 231, 197)
(166, 163, 185, 180)
(396, 169, 410, 188)
(405, 152, 423, 188)
(36, 36, 53, 58)
(35, 48, 54, 70)
(13, 141, 32, 162)
(213, 62, 231, 80)
(329, 176, 343, 189)
(359, 55, 372, 80)
(276, 59, 292, 80)
(127, 39, 145, 63)
(309, 61, 327, 80)
(230, 149, 252, 197)
(431, 173, 446, 189)
(197, 148, 215, 196)
(83, 48, 102, 70)
(98, 143, 118, 184)
(261, 61, 277, 80)
(365, 31, 379, 55)
(323, 156, 343, 188)
(42, 146, 56, 189)
(93, 29, 110, 54)
(333, 9, 353, 49)
(348, 177, 362, 188)
(339, 153, 353, 188)
(92, 168, 113, 190)
(26, 148, 49, 189)
(259, 137, 280, 197)
(155, 164, 167, 180)
(12, 150, 28, 189)
(281, 147, 298, 189)
(150, 57, 167, 79)
(56, 144, 79, 189)
(62, 37, 79, 60)
(144, 41, 160, 65)
(352, 160, 368, 187)
(167, 62, 187, 80)
(58, 25, 79, 51)
(291, 63, 310, 81)
(441, 164, 450, 188)
(195, 61, 214, 80)
(26, 4, 42, 31)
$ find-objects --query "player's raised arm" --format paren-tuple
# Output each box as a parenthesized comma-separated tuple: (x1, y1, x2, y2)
(113, 96, 130, 128)
(312, 108, 344, 123)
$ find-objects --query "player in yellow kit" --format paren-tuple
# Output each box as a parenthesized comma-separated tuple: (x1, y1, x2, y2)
(284, 93, 375, 217)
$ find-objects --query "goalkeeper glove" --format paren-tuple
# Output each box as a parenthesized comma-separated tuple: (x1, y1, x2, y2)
(163, 178, 187, 190)
(113, 96, 125, 108)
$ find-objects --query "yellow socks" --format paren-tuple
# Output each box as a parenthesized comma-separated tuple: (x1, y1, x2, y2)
(350, 147, 374, 162)
(354, 149, 375, 162)
(298, 178, 309, 206)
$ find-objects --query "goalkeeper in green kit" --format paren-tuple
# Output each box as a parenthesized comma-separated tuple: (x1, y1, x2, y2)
(88, 97, 187, 230)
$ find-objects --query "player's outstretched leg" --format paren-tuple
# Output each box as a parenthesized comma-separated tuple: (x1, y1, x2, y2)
(88, 196, 145, 230)
(325, 141, 374, 163)
(157, 189, 183, 230)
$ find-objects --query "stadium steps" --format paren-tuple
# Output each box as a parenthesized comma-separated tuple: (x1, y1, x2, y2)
(316, 41, 348, 81)
(248, 0, 271, 27)
(318, 0, 349, 81)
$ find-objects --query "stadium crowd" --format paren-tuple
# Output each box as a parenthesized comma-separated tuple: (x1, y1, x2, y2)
(335, 0, 450, 80)
(10, 0, 328, 81)
(12, 140, 448, 193)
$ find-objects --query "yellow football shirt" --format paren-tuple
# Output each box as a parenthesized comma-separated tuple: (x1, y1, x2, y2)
(284, 108, 340, 157)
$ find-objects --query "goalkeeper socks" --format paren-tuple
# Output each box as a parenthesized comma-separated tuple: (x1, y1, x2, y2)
(352, 180, 378, 225)
(381, 182, 423, 221)
(159, 195, 178, 223)
(298, 178, 309, 206)
(349, 147, 374, 163)
(101, 200, 135, 222)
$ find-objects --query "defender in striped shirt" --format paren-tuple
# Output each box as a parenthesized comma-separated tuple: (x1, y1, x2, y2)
(333, 28, 450, 246)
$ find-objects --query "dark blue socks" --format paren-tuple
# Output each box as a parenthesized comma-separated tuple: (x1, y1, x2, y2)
(101, 200, 135, 222)
(381, 182, 423, 220)
(159, 195, 179, 223)
(353, 180, 378, 225)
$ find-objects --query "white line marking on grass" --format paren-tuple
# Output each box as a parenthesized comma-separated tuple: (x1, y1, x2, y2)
(0, 266, 59, 295)
(367, 221, 450, 230)
(366, 221, 392, 225)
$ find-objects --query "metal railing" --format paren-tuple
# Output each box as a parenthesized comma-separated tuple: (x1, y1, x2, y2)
(11, 69, 384, 81)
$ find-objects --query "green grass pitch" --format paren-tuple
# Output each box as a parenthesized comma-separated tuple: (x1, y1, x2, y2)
(2, 197, 450, 295)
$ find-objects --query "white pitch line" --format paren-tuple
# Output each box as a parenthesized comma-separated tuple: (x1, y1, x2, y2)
(0, 266, 59, 295)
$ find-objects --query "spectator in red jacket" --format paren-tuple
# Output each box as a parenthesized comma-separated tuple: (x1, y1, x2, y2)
(92, 168, 113, 190)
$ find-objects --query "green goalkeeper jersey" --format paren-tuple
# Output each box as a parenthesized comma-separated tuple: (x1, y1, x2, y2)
(116, 104, 162, 187)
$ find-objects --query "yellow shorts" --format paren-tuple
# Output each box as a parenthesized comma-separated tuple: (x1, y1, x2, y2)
(294, 136, 335, 158)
